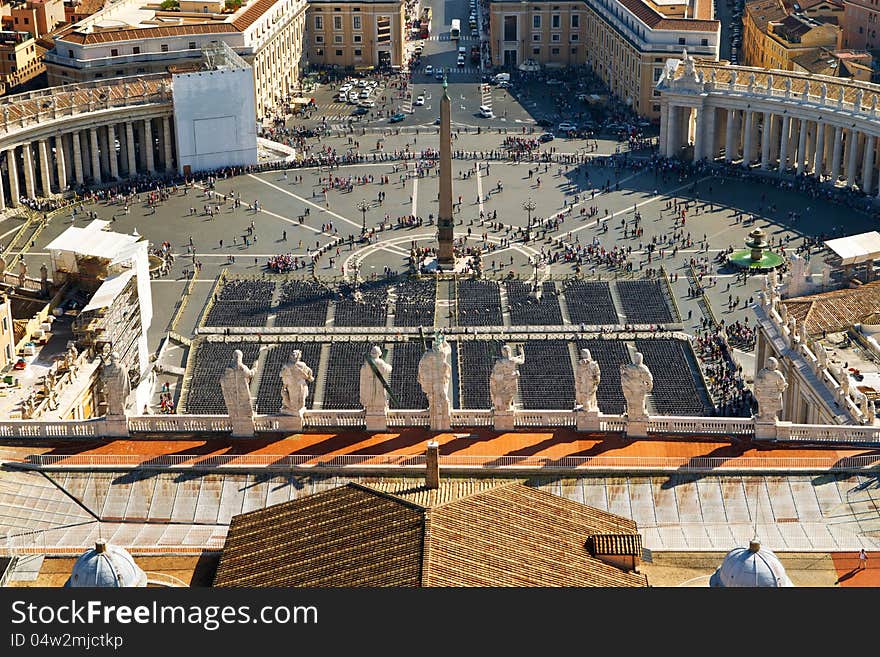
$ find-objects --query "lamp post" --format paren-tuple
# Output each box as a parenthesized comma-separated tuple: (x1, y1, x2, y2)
(357, 198, 369, 234)
(522, 197, 536, 243)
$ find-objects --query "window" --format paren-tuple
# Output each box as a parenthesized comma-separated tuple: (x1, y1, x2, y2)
(551, 47, 559, 54)
(136, 67, 145, 73)
(353, 15, 361, 30)
(533, 15, 541, 29)
(354, 34, 362, 43)
(1, 317, 6, 333)
(533, 47, 541, 55)
(571, 14, 579, 28)
(115, 69, 124, 75)
(67, 49, 73, 57)
(23, 17, 28, 24)
(653, 103, 661, 112)
(161, 44, 169, 52)
(335, 49, 343, 56)
(653, 67, 663, 81)
(551, 33, 560, 41)
(551, 14, 560, 28)
(189, 41, 196, 49)
(701, 38, 708, 46)
(315, 34, 324, 43)
(334, 35, 343, 43)
(533, 34, 540, 41)
(570, 33, 578, 41)
(314, 15, 323, 29)
(315, 48, 324, 56)
(110, 48, 119, 56)
(133, 46, 140, 54)
(354, 48, 362, 56)
(333, 15, 342, 30)
(503, 15, 517, 41)
(678, 37, 685, 45)
(571, 47, 577, 54)
(653, 89, 660, 96)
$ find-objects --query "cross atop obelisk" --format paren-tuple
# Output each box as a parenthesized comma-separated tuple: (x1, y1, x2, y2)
(437, 74, 454, 267)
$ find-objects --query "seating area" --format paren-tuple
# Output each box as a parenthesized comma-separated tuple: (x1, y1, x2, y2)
(185, 342, 260, 414)
(563, 281, 619, 325)
(393, 279, 436, 327)
(506, 281, 564, 326)
(389, 341, 428, 409)
(255, 342, 323, 415)
(458, 340, 502, 408)
(575, 339, 629, 415)
(204, 280, 275, 327)
(520, 340, 574, 409)
(457, 279, 503, 326)
(274, 280, 332, 327)
(321, 342, 380, 409)
(635, 339, 710, 416)
(617, 280, 676, 324)
(333, 282, 389, 327)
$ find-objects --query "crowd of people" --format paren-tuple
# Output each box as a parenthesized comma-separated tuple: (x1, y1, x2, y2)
(693, 325, 754, 417)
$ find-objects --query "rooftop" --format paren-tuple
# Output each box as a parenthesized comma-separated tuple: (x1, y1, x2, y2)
(781, 280, 880, 336)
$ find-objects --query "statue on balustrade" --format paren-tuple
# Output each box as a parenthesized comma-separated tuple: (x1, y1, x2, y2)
(814, 341, 828, 369)
(100, 351, 131, 417)
(359, 345, 392, 414)
(220, 349, 254, 419)
(620, 352, 653, 421)
(18, 260, 26, 288)
(575, 348, 601, 413)
(754, 357, 787, 423)
(418, 333, 452, 429)
(64, 342, 78, 370)
(279, 349, 314, 418)
(489, 344, 525, 412)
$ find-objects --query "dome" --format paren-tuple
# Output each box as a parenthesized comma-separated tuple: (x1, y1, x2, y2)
(65, 540, 147, 588)
(709, 539, 793, 588)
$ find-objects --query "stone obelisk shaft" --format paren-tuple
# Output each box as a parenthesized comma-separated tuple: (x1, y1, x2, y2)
(437, 78, 454, 266)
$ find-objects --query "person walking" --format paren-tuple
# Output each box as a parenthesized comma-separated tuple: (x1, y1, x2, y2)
(859, 548, 868, 570)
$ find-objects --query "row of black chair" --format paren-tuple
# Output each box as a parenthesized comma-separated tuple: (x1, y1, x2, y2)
(321, 342, 380, 409)
(388, 342, 429, 410)
(185, 342, 260, 414)
(575, 339, 629, 415)
(520, 340, 575, 409)
(457, 279, 503, 326)
(333, 282, 389, 327)
(506, 281, 564, 326)
(275, 280, 333, 327)
(635, 339, 710, 416)
(458, 340, 502, 408)
(254, 342, 322, 415)
(563, 281, 619, 325)
(393, 279, 436, 327)
(617, 280, 675, 324)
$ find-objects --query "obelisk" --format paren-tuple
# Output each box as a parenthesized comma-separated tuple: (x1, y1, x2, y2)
(437, 75, 454, 267)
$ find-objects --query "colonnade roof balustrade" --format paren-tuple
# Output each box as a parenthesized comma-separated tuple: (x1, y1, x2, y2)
(0, 74, 172, 138)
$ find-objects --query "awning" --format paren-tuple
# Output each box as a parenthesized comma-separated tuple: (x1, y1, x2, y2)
(825, 231, 880, 265)
(45, 220, 141, 259)
(81, 269, 135, 313)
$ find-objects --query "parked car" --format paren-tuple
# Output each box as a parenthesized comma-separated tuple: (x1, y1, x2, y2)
(425, 64, 434, 75)
(457, 54, 466, 66)
(358, 99, 375, 107)
(558, 121, 577, 132)
(435, 69, 445, 80)
(414, 94, 425, 106)
(12, 358, 26, 370)
(479, 105, 494, 118)
(352, 107, 369, 116)
(389, 112, 406, 123)
(538, 133, 554, 142)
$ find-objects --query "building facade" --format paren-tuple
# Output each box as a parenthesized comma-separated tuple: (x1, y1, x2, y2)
(44, 0, 306, 119)
(841, 0, 880, 50)
(488, 0, 720, 120)
(742, 0, 840, 71)
(305, 0, 405, 69)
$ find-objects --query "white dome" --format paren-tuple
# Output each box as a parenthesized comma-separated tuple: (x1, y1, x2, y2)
(65, 540, 147, 588)
(709, 540, 793, 588)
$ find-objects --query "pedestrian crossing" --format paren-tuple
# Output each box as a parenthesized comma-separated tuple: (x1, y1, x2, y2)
(422, 34, 479, 41)
(420, 67, 481, 75)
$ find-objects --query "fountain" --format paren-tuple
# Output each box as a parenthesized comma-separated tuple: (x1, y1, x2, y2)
(729, 226, 784, 271)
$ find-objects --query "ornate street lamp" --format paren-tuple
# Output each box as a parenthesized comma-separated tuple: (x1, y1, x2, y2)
(522, 197, 536, 243)
(357, 198, 369, 234)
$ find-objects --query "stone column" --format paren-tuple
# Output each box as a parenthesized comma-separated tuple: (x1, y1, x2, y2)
(760, 111, 772, 169)
(89, 128, 101, 184)
(143, 119, 155, 174)
(796, 119, 807, 176)
(813, 121, 825, 178)
(824, 123, 835, 174)
(37, 140, 52, 196)
(666, 105, 679, 158)
(702, 105, 716, 161)
(21, 143, 35, 199)
(107, 124, 119, 180)
(6, 148, 19, 207)
(659, 102, 669, 155)
(742, 111, 753, 167)
(725, 108, 736, 162)
(846, 129, 860, 188)
(691, 108, 703, 162)
(125, 121, 137, 177)
(862, 135, 875, 194)
(55, 134, 67, 190)
(830, 125, 843, 181)
(162, 116, 173, 172)
(98, 127, 109, 179)
(778, 115, 791, 173)
(71, 131, 84, 185)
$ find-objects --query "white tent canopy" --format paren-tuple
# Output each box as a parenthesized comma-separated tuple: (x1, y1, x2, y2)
(81, 270, 135, 313)
(824, 231, 880, 266)
(46, 220, 141, 260)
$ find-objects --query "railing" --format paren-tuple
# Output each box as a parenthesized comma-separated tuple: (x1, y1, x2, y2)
(450, 409, 493, 427)
(648, 416, 755, 436)
(19, 452, 880, 472)
(599, 415, 627, 432)
(777, 423, 880, 443)
(302, 409, 365, 428)
(387, 409, 431, 427)
(0, 420, 101, 438)
(127, 415, 232, 433)
(254, 417, 280, 432)
(514, 411, 576, 427)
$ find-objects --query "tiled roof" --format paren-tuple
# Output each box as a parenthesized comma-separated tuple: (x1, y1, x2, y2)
(616, 0, 719, 32)
(60, 22, 238, 45)
(589, 533, 643, 556)
(745, 0, 790, 34)
(214, 481, 646, 587)
(782, 280, 880, 335)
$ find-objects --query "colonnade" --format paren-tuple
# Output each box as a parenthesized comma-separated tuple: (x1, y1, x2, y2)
(657, 60, 880, 197)
(0, 115, 176, 209)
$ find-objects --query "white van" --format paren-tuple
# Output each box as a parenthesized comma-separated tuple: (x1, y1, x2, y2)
(479, 105, 494, 118)
(492, 72, 510, 84)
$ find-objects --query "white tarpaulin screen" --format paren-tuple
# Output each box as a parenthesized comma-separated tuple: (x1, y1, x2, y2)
(81, 269, 135, 313)
(825, 231, 880, 265)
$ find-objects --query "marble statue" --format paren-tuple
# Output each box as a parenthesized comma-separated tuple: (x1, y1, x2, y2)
(0, 255, 5, 274)
(220, 349, 254, 418)
(778, 300, 789, 323)
(64, 342, 78, 369)
(40, 263, 48, 296)
(867, 400, 876, 425)
(788, 316, 798, 340)
(18, 260, 26, 287)
(620, 352, 653, 421)
(575, 348, 601, 413)
(418, 333, 452, 429)
(681, 50, 697, 81)
(489, 344, 525, 412)
(854, 388, 870, 420)
(754, 357, 787, 422)
(359, 345, 392, 413)
(768, 267, 778, 290)
(814, 341, 828, 369)
(101, 351, 130, 417)
(279, 349, 314, 417)
(798, 321, 809, 345)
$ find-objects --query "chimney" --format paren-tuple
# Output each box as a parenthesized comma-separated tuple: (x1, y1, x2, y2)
(749, 539, 761, 553)
(425, 441, 440, 489)
(95, 539, 107, 554)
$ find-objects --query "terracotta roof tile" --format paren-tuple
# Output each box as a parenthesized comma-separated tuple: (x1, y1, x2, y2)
(616, 0, 719, 32)
(589, 533, 643, 556)
(781, 280, 880, 335)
